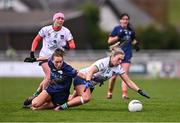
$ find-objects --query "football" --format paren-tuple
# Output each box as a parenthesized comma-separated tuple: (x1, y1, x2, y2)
(128, 100, 143, 112)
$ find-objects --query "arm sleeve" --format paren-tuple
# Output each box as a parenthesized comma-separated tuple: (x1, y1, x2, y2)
(118, 65, 125, 75)
(31, 34, 42, 51)
(109, 26, 119, 37)
(63, 63, 78, 78)
(68, 40, 76, 49)
(92, 59, 105, 72)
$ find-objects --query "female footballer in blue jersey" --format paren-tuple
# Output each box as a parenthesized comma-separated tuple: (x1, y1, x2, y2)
(54, 48, 149, 111)
(107, 13, 140, 99)
(26, 48, 85, 110)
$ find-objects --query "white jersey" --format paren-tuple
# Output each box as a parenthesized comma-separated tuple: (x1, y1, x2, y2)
(80, 57, 125, 82)
(38, 25, 73, 57)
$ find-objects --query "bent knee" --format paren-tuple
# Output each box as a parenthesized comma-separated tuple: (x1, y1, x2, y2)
(82, 95, 91, 103)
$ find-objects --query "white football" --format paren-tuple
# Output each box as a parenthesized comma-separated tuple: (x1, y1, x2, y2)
(128, 100, 143, 112)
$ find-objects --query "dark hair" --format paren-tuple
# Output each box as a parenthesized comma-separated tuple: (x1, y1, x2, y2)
(120, 13, 130, 20)
(119, 13, 132, 29)
(52, 48, 65, 60)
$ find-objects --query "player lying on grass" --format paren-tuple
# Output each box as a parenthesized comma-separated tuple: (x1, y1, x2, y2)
(24, 48, 85, 110)
(54, 47, 150, 111)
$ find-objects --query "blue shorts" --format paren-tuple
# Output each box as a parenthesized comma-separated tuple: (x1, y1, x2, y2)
(122, 56, 131, 63)
(122, 53, 132, 63)
(46, 83, 70, 105)
(73, 76, 94, 92)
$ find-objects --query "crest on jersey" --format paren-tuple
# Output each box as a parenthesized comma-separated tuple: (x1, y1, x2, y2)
(57, 70, 63, 74)
(60, 35, 64, 39)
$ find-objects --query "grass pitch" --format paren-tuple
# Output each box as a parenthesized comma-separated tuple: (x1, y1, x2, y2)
(0, 77, 180, 122)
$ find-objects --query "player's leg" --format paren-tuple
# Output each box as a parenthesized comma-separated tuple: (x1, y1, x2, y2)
(31, 90, 51, 110)
(33, 62, 50, 96)
(107, 75, 117, 99)
(41, 62, 51, 90)
(54, 76, 92, 111)
(68, 90, 77, 101)
(32, 101, 54, 110)
(68, 84, 91, 106)
(54, 85, 91, 111)
(121, 63, 130, 99)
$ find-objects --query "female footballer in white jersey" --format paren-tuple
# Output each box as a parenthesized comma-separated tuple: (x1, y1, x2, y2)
(55, 48, 150, 110)
(23, 12, 76, 107)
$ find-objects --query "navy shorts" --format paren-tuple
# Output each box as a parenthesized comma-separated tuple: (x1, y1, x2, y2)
(122, 54, 131, 63)
(73, 76, 94, 92)
(46, 83, 70, 105)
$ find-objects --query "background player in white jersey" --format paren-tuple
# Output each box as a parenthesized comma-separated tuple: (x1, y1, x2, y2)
(23, 12, 76, 107)
(54, 48, 150, 110)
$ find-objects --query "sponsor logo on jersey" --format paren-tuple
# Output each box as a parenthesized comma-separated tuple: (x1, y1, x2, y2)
(61, 35, 64, 39)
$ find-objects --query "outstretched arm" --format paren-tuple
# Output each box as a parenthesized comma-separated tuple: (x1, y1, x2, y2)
(24, 56, 48, 63)
(36, 56, 48, 62)
(76, 71, 86, 79)
(120, 73, 139, 91)
(86, 66, 98, 81)
(120, 73, 150, 98)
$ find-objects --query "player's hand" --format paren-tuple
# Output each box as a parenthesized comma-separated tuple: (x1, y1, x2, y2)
(134, 42, 140, 52)
(84, 81, 93, 92)
(30, 51, 35, 58)
(24, 57, 37, 63)
(138, 89, 150, 99)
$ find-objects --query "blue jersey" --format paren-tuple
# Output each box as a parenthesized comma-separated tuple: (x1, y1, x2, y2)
(46, 59, 77, 105)
(48, 59, 77, 89)
(110, 25, 136, 63)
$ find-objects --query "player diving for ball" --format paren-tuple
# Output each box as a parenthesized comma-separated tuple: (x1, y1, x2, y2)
(54, 46, 150, 111)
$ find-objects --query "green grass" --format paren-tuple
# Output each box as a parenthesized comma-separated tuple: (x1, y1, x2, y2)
(1, 77, 180, 122)
(168, 0, 180, 26)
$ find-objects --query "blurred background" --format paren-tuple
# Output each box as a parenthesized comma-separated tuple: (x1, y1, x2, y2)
(0, 0, 180, 78)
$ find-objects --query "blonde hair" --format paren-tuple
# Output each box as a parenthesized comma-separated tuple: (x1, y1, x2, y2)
(109, 42, 120, 51)
(109, 43, 125, 59)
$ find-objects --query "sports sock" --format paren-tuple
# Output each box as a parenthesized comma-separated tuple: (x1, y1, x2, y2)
(60, 103, 69, 110)
(33, 91, 40, 97)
